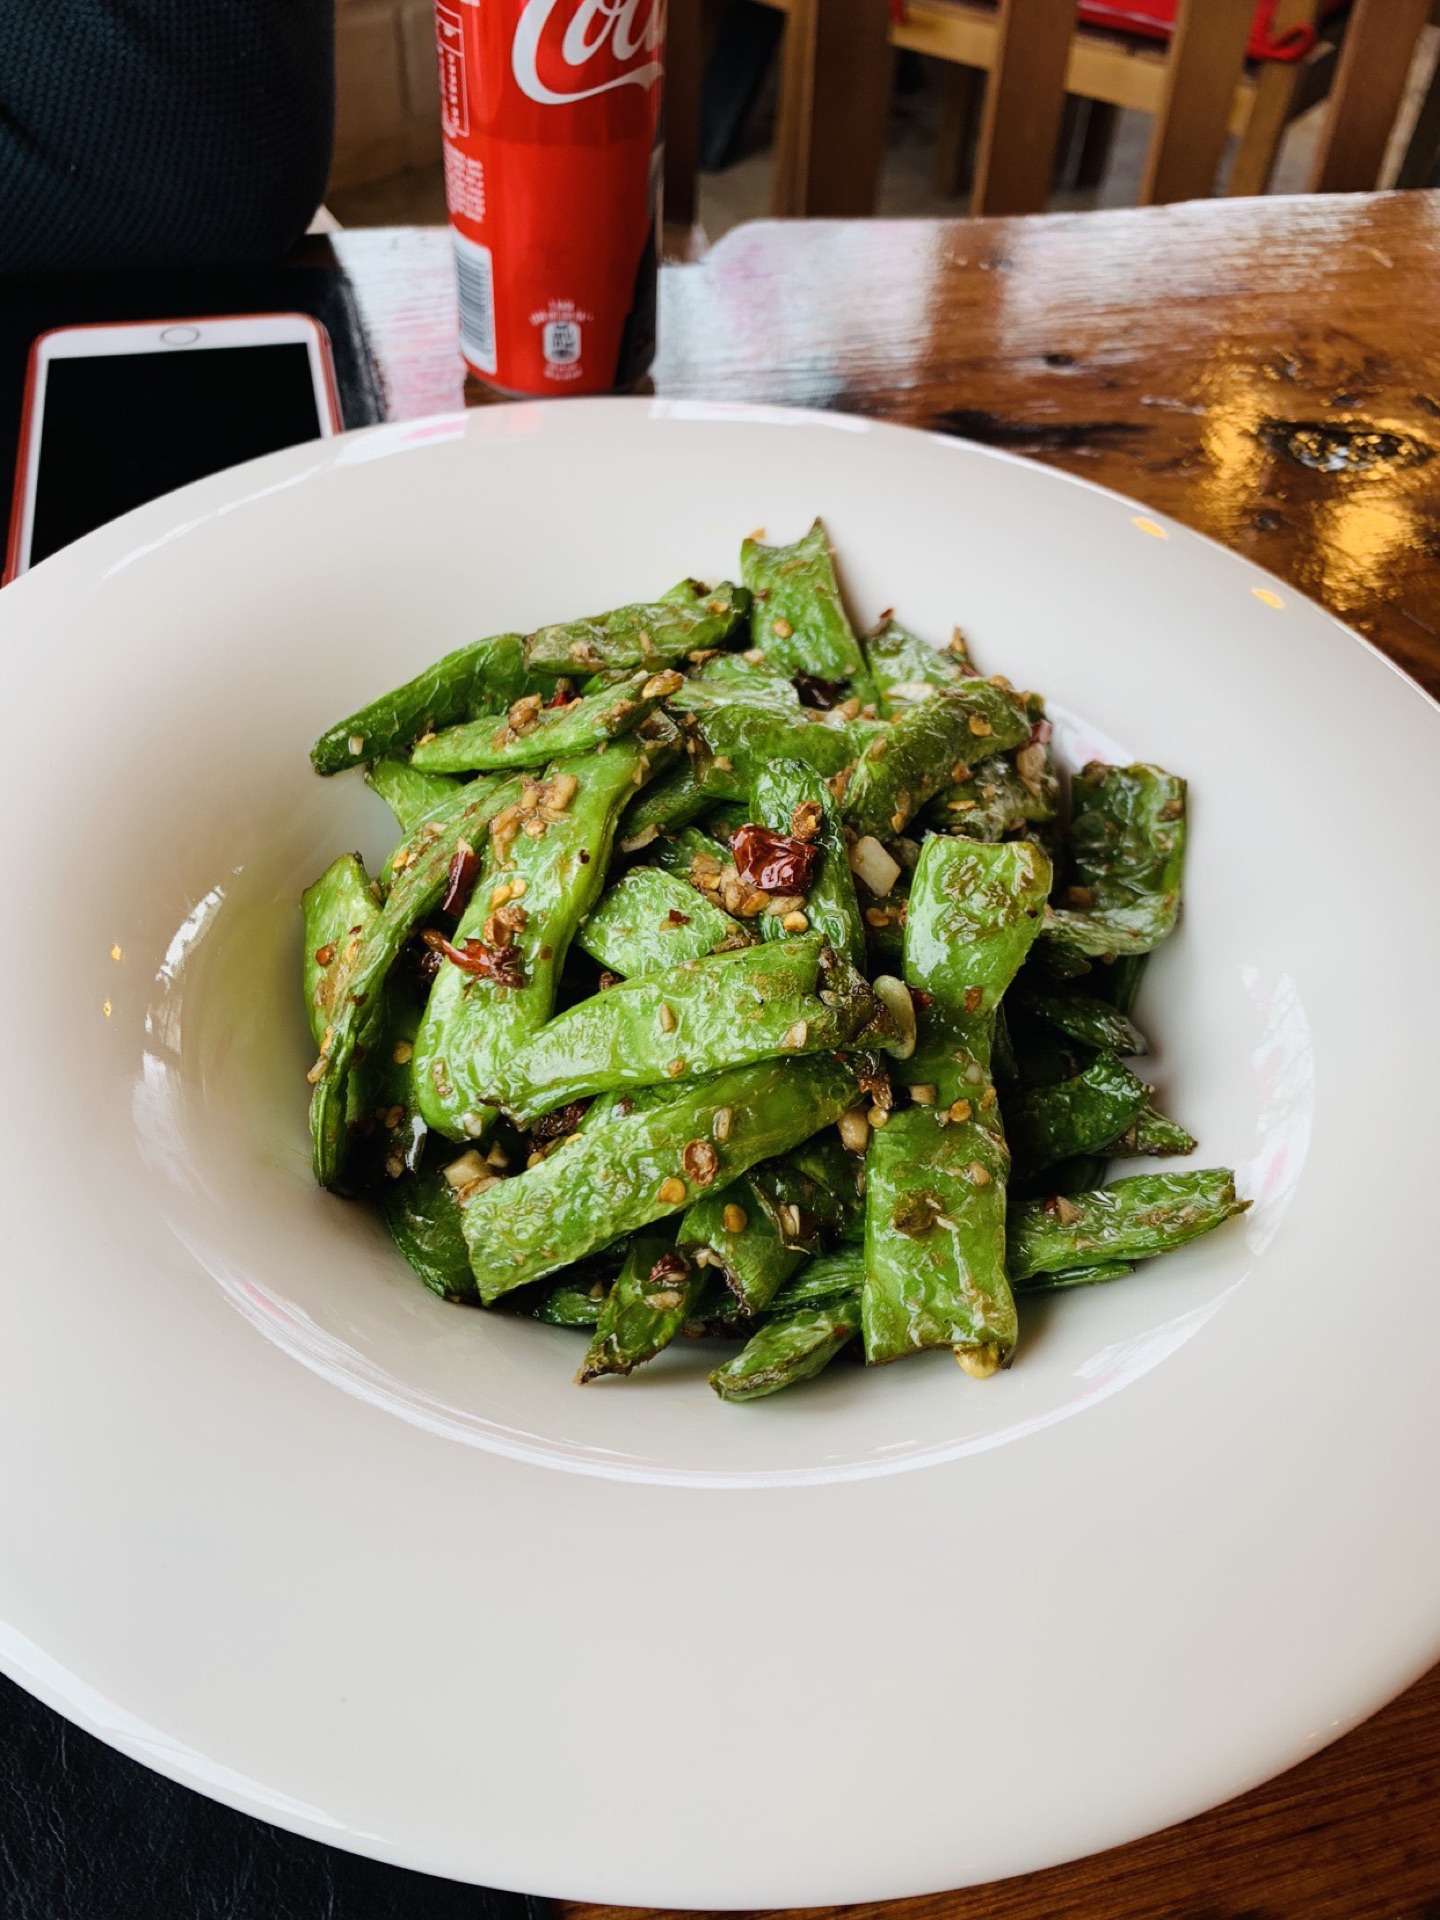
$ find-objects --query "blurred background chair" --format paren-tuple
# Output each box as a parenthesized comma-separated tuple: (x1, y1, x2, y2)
(759, 0, 1431, 217)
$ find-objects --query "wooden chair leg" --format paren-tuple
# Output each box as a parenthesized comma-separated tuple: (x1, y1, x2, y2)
(1141, 0, 1253, 202)
(664, 0, 702, 233)
(971, 0, 1078, 216)
(1075, 99, 1118, 188)
(1225, 0, 1315, 196)
(1396, 38, 1440, 187)
(1226, 59, 1299, 194)
(933, 62, 985, 196)
(770, 0, 813, 216)
(1308, 0, 1430, 192)
(771, 0, 892, 216)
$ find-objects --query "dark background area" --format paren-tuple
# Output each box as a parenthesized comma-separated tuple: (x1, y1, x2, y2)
(0, 1673, 547, 1918)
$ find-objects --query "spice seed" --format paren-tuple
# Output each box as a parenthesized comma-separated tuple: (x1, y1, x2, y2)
(722, 1203, 748, 1233)
(682, 1138, 720, 1185)
(956, 1343, 1002, 1379)
(657, 1176, 687, 1205)
(444, 1150, 488, 1190)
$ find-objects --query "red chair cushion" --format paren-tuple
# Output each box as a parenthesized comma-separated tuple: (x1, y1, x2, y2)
(1072, 0, 1346, 62)
(888, 0, 1347, 63)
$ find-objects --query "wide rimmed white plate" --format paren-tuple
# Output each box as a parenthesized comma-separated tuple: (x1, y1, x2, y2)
(1, 397, 1438, 1907)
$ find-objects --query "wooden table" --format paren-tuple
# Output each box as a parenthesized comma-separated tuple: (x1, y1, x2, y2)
(331, 191, 1440, 1920)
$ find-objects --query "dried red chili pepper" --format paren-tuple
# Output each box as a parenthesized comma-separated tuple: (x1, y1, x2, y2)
(648, 1251, 690, 1286)
(545, 682, 580, 709)
(793, 671, 844, 711)
(729, 823, 822, 895)
(421, 927, 526, 988)
(439, 842, 479, 917)
(402, 932, 444, 990)
(529, 1100, 589, 1141)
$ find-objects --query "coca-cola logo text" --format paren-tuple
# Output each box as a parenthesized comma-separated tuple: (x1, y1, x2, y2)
(512, 0, 664, 105)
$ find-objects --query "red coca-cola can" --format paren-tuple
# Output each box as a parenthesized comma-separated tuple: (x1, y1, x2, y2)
(434, 0, 664, 397)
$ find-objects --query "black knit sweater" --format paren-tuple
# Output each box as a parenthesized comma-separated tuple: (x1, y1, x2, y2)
(0, 1, 335, 276)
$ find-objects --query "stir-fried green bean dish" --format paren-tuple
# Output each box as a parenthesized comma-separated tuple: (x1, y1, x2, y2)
(303, 521, 1247, 1400)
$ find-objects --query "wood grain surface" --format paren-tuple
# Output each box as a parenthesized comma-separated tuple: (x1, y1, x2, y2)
(330, 193, 1440, 1917)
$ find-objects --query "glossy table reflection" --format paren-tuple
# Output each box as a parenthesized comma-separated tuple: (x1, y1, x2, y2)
(330, 192, 1440, 1920)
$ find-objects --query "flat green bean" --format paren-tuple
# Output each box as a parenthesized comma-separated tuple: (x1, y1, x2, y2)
(1005, 1052, 1151, 1181)
(307, 773, 525, 1188)
(864, 615, 975, 714)
(460, 1051, 866, 1299)
(576, 1230, 701, 1379)
(312, 632, 529, 774)
(618, 764, 715, 843)
(766, 1247, 864, 1314)
(364, 759, 459, 838)
(903, 835, 1051, 1022)
(710, 1296, 860, 1401)
(302, 853, 421, 1164)
(1007, 1169, 1248, 1277)
(927, 746, 1059, 844)
(531, 1272, 612, 1328)
(1108, 1104, 1197, 1157)
(1011, 982, 1148, 1057)
(492, 936, 881, 1125)
(302, 853, 379, 1051)
(863, 837, 1051, 1368)
(523, 579, 750, 674)
(842, 685, 1029, 839)
(1043, 762, 1186, 958)
(414, 737, 654, 1140)
(1013, 1259, 1134, 1293)
(740, 519, 870, 687)
(678, 1136, 862, 1313)
(667, 663, 858, 790)
(381, 1161, 475, 1299)
(576, 866, 745, 977)
(411, 668, 674, 773)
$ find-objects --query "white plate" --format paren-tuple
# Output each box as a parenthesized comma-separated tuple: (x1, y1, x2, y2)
(1, 397, 1438, 1908)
